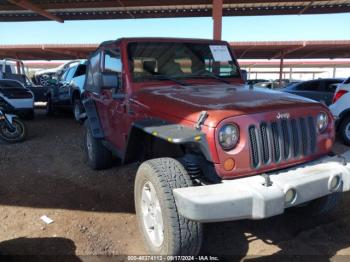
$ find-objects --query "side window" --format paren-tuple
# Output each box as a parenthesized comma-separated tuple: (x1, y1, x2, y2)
(74, 64, 86, 78)
(85, 51, 101, 93)
(66, 67, 76, 81)
(60, 69, 70, 81)
(104, 50, 122, 73)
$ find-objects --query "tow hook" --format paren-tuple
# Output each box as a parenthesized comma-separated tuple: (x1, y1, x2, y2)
(262, 173, 273, 187)
(195, 111, 208, 130)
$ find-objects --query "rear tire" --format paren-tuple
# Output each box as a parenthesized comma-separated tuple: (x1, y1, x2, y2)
(73, 98, 83, 122)
(84, 122, 113, 170)
(135, 158, 203, 255)
(339, 116, 350, 146)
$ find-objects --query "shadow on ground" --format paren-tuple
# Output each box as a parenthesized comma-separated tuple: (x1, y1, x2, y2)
(1, 110, 350, 258)
(0, 237, 81, 262)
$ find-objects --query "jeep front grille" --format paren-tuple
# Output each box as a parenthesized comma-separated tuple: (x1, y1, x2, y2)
(248, 116, 317, 168)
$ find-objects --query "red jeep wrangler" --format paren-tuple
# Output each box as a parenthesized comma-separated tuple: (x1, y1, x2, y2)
(82, 38, 350, 255)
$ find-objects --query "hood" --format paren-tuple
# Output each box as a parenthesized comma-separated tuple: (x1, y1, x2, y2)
(133, 84, 321, 127)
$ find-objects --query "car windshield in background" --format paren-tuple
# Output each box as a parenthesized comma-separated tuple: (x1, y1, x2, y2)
(128, 42, 240, 82)
(0, 80, 24, 89)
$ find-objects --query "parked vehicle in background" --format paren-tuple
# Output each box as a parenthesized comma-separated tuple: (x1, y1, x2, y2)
(247, 79, 268, 86)
(330, 77, 350, 144)
(283, 78, 344, 106)
(0, 58, 46, 103)
(254, 79, 301, 89)
(82, 37, 350, 256)
(0, 79, 34, 119)
(46, 60, 87, 121)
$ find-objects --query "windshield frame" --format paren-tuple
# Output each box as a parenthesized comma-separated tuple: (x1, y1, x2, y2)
(126, 40, 242, 83)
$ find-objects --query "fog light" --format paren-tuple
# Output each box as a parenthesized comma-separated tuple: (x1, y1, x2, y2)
(223, 158, 235, 171)
(285, 189, 296, 204)
(330, 176, 341, 191)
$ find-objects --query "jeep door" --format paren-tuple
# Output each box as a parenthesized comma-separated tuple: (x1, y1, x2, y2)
(92, 48, 127, 154)
(102, 49, 127, 153)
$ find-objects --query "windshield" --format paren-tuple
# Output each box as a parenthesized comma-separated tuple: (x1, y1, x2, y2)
(128, 42, 240, 82)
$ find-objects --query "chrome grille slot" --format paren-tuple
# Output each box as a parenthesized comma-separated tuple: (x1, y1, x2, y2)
(299, 117, 308, 156)
(249, 126, 259, 167)
(271, 122, 281, 162)
(291, 119, 300, 157)
(260, 122, 270, 164)
(249, 116, 317, 168)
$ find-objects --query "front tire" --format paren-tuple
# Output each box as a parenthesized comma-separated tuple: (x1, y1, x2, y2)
(339, 116, 350, 146)
(84, 122, 113, 170)
(0, 117, 27, 143)
(135, 158, 203, 255)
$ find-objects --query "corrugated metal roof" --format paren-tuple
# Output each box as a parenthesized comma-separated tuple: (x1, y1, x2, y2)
(1, 0, 350, 22)
(1, 40, 350, 60)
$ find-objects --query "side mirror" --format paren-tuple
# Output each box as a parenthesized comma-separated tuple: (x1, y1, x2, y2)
(101, 72, 119, 90)
(240, 69, 248, 83)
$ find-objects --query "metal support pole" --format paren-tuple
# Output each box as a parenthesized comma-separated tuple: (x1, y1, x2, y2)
(212, 0, 223, 40)
(279, 54, 284, 88)
(333, 67, 337, 78)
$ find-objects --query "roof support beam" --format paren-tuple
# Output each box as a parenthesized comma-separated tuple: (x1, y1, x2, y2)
(212, 0, 223, 40)
(270, 44, 306, 59)
(6, 0, 64, 23)
(299, 1, 314, 15)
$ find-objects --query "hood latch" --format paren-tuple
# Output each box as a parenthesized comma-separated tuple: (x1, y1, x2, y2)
(195, 111, 208, 130)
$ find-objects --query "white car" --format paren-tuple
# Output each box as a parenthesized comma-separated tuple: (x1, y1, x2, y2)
(329, 77, 350, 144)
(0, 79, 34, 119)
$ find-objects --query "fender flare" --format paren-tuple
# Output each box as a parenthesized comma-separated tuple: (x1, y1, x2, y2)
(124, 118, 213, 163)
(82, 97, 104, 139)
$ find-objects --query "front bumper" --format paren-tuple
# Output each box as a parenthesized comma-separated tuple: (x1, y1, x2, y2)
(173, 151, 350, 222)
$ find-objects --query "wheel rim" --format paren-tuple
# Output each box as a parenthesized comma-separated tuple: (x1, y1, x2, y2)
(141, 181, 164, 248)
(86, 130, 93, 160)
(345, 122, 350, 140)
(74, 102, 80, 120)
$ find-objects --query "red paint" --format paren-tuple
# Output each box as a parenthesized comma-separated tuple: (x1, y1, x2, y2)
(89, 38, 335, 179)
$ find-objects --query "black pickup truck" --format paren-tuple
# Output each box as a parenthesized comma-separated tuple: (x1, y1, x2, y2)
(46, 60, 86, 121)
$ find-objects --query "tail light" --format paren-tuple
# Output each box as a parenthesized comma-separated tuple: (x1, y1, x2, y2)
(333, 90, 348, 104)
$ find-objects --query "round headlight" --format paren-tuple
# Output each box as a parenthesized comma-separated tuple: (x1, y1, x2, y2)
(218, 124, 239, 150)
(316, 112, 329, 133)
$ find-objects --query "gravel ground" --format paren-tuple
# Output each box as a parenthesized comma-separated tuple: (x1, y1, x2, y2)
(0, 109, 350, 261)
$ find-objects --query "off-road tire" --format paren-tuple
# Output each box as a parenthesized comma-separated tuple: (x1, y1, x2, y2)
(135, 158, 203, 255)
(84, 121, 113, 170)
(73, 98, 83, 122)
(292, 191, 342, 220)
(46, 96, 55, 117)
(339, 116, 350, 146)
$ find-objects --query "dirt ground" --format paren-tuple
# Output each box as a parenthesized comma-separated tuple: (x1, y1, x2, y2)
(1, 109, 350, 261)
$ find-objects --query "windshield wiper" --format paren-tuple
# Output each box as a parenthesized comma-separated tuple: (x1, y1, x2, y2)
(192, 70, 231, 84)
(141, 75, 188, 86)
